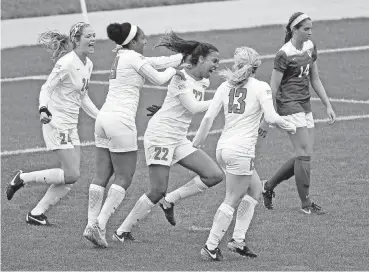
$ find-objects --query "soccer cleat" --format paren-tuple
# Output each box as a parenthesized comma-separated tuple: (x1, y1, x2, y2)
(6, 171, 24, 200)
(85, 220, 108, 248)
(26, 212, 50, 226)
(227, 239, 257, 258)
(83, 224, 95, 243)
(112, 231, 136, 243)
(261, 180, 275, 210)
(301, 202, 327, 215)
(159, 201, 176, 226)
(200, 245, 223, 261)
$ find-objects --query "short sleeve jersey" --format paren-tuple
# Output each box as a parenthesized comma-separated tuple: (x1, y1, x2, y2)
(274, 40, 318, 115)
(44, 51, 93, 128)
(145, 69, 210, 146)
(215, 78, 272, 154)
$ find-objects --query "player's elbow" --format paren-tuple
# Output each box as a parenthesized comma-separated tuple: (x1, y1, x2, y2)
(263, 113, 279, 125)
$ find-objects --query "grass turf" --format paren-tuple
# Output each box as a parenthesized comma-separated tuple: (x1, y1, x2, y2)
(1, 19, 369, 271)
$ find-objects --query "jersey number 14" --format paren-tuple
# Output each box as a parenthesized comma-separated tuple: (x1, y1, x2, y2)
(228, 87, 247, 114)
(298, 64, 310, 78)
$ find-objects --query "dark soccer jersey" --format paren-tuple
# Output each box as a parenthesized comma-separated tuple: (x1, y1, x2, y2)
(274, 40, 318, 115)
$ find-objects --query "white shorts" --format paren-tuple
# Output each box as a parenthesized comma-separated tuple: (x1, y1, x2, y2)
(216, 148, 255, 176)
(94, 112, 137, 152)
(42, 123, 80, 150)
(282, 112, 314, 128)
(144, 139, 197, 166)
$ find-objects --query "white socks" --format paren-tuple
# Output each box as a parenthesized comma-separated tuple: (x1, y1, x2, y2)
(206, 203, 235, 250)
(20, 168, 65, 185)
(87, 184, 105, 226)
(165, 176, 208, 204)
(97, 184, 126, 230)
(232, 195, 258, 243)
(116, 194, 155, 235)
(31, 184, 73, 215)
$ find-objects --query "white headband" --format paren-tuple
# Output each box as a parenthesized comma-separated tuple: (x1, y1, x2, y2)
(290, 14, 309, 30)
(122, 25, 138, 45)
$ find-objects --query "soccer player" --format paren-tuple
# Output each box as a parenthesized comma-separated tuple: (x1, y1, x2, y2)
(112, 31, 224, 243)
(83, 23, 186, 248)
(260, 12, 336, 214)
(6, 22, 99, 226)
(192, 46, 296, 261)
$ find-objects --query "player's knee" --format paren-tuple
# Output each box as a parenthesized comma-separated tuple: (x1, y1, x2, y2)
(114, 173, 133, 189)
(203, 168, 223, 186)
(148, 187, 166, 203)
(295, 144, 309, 156)
(64, 168, 80, 184)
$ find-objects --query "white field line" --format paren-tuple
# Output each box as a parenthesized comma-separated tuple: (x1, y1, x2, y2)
(1, 45, 369, 83)
(2, 114, 369, 157)
(2, 75, 367, 105)
(89, 81, 369, 104)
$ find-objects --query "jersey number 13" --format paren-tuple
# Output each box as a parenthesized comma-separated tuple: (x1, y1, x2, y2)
(228, 87, 247, 114)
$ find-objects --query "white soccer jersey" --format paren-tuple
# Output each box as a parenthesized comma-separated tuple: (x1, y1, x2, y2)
(100, 49, 182, 130)
(145, 69, 210, 145)
(39, 51, 93, 129)
(211, 77, 272, 154)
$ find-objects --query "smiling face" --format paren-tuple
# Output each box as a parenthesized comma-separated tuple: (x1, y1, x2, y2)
(75, 26, 96, 55)
(294, 19, 312, 43)
(197, 50, 220, 78)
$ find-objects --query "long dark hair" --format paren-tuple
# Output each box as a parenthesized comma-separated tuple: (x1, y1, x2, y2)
(284, 12, 311, 43)
(155, 31, 218, 65)
(107, 22, 140, 49)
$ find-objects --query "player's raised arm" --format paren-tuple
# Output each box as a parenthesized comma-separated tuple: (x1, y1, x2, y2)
(145, 53, 184, 70)
(192, 84, 224, 147)
(138, 63, 184, 85)
(167, 75, 210, 114)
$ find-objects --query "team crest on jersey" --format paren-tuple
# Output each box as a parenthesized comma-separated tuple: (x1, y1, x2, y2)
(177, 83, 186, 90)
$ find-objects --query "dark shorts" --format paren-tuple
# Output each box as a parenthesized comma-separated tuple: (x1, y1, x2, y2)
(276, 99, 311, 116)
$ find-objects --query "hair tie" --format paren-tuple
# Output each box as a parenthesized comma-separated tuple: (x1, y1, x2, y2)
(122, 25, 138, 45)
(290, 14, 309, 30)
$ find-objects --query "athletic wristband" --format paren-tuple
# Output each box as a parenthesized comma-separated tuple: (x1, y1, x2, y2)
(39, 106, 52, 117)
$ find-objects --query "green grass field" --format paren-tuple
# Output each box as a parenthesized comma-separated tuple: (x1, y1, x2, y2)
(1, 0, 229, 20)
(1, 18, 369, 271)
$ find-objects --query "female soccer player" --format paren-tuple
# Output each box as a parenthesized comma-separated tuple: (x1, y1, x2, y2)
(83, 23, 186, 248)
(111, 31, 224, 243)
(6, 22, 99, 226)
(260, 12, 336, 214)
(192, 46, 296, 261)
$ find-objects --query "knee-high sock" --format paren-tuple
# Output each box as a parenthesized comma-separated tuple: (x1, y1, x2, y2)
(20, 169, 65, 185)
(164, 176, 208, 204)
(116, 194, 155, 235)
(232, 195, 258, 243)
(31, 184, 73, 215)
(206, 203, 235, 250)
(266, 157, 295, 190)
(294, 156, 311, 207)
(97, 184, 126, 230)
(87, 184, 105, 225)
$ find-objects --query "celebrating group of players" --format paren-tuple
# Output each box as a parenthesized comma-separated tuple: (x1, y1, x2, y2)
(6, 11, 336, 261)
